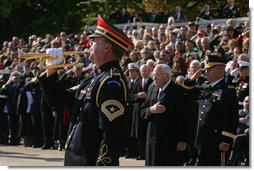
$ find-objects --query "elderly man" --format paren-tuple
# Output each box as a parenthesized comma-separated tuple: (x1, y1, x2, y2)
(39, 15, 134, 166)
(235, 60, 249, 110)
(183, 59, 206, 166)
(133, 64, 153, 160)
(141, 64, 187, 166)
(184, 55, 239, 166)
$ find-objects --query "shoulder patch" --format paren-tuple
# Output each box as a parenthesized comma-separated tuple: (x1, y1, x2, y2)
(101, 100, 124, 122)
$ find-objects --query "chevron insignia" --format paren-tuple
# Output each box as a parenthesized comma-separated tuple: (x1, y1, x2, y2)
(101, 100, 124, 122)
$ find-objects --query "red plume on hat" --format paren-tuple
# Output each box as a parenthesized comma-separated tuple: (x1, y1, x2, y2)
(89, 15, 134, 51)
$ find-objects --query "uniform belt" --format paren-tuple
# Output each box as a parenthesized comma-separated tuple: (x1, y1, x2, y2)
(238, 101, 243, 105)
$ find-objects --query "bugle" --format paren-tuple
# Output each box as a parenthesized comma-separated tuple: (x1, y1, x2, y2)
(18, 50, 80, 69)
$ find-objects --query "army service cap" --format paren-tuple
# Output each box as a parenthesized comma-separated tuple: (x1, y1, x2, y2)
(238, 60, 249, 69)
(89, 15, 134, 51)
(205, 55, 226, 69)
(128, 63, 140, 71)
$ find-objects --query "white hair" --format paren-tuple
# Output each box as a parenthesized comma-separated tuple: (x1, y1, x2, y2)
(190, 59, 201, 68)
(201, 37, 210, 43)
(146, 59, 155, 66)
(140, 64, 150, 71)
(154, 64, 172, 78)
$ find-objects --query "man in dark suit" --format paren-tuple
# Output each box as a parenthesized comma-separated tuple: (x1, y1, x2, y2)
(147, 9, 161, 23)
(39, 15, 134, 166)
(219, 0, 240, 18)
(172, 5, 187, 23)
(141, 64, 187, 166)
(184, 55, 239, 166)
(132, 64, 153, 160)
(197, 4, 214, 20)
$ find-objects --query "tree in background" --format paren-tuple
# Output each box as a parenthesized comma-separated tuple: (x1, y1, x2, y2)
(0, 0, 249, 44)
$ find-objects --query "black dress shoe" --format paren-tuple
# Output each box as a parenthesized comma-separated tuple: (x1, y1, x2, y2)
(0, 139, 8, 144)
(125, 155, 132, 159)
(32, 144, 41, 148)
(9, 140, 20, 146)
(58, 145, 64, 151)
(125, 154, 136, 159)
(136, 156, 145, 160)
(184, 159, 196, 166)
(41, 143, 53, 150)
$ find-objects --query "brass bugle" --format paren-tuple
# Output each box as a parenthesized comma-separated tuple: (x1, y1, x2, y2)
(18, 50, 80, 69)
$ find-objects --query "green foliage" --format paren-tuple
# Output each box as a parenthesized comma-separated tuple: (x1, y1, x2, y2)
(0, 0, 83, 43)
(0, 0, 30, 19)
(0, 0, 249, 44)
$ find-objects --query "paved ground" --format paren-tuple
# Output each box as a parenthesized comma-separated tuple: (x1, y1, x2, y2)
(0, 145, 145, 167)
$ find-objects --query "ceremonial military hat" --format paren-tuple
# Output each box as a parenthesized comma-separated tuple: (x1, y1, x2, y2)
(238, 60, 249, 69)
(128, 63, 140, 71)
(89, 15, 134, 51)
(205, 55, 226, 69)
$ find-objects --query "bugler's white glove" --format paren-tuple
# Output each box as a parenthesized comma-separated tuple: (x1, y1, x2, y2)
(46, 48, 64, 66)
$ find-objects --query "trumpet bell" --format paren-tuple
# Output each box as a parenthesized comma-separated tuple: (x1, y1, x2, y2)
(18, 50, 80, 69)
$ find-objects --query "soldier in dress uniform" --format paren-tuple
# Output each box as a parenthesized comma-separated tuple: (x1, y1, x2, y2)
(17, 77, 43, 147)
(235, 60, 249, 110)
(39, 15, 134, 166)
(0, 72, 10, 144)
(1, 72, 24, 145)
(60, 63, 86, 89)
(184, 55, 239, 166)
(183, 60, 206, 165)
(125, 62, 140, 159)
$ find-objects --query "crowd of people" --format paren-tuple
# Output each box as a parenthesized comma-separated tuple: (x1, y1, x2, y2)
(0, 0, 249, 166)
(110, 0, 242, 25)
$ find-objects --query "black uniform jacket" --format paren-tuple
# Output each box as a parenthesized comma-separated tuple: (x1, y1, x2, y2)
(39, 61, 127, 166)
(184, 78, 239, 149)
